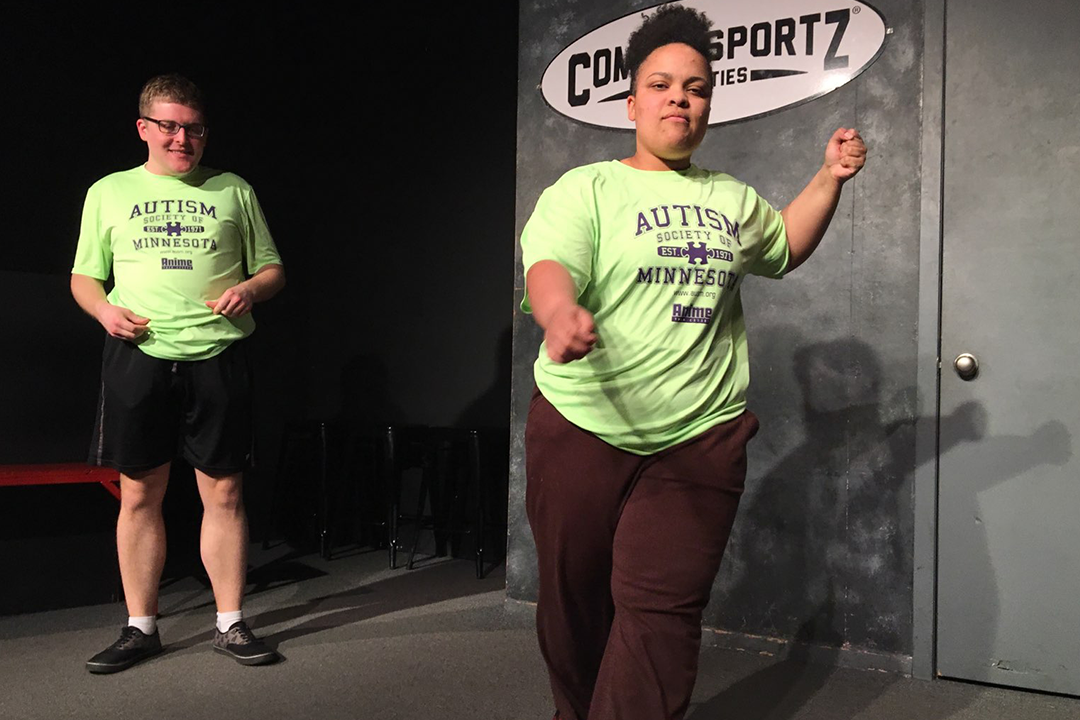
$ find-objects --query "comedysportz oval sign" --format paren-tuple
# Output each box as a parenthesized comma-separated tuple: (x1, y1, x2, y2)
(541, 1, 889, 129)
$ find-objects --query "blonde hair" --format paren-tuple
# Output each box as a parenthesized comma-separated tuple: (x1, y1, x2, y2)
(138, 73, 205, 118)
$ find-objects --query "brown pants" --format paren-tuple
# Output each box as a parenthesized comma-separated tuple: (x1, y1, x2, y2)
(525, 389, 759, 720)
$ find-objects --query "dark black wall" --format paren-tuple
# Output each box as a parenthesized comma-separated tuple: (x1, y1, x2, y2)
(0, 5, 518, 591)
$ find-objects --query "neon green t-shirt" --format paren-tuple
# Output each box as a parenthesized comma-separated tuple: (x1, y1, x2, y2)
(521, 160, 789, 455)
(72, 165, 282, 361)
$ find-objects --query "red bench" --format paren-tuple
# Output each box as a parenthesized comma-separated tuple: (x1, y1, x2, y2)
(0, 464, 121, 500)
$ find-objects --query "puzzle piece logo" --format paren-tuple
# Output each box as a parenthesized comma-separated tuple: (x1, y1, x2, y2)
(143, 223, 206, 235)
(657, 244, 735, 265)
(686, 242, 708, 265)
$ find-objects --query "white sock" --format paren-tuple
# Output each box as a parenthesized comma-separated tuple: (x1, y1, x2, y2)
(216, 610, 243, 633)
(128, 616, 156, 635)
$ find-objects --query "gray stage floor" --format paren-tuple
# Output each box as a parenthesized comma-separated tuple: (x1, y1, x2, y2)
(1, 545, 1077, 720)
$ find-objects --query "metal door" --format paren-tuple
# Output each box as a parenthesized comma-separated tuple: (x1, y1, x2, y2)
(936, 0, 1080, 695)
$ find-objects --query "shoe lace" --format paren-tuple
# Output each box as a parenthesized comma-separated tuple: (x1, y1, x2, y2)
(230, 622, 257, 644)
(112, 626, 145, 650)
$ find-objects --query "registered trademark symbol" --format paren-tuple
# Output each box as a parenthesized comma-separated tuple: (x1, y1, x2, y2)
(852, 6, 861, 13)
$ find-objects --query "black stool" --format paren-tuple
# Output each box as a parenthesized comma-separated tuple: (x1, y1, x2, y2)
(384, 426, 488, 578)
(263, 420, 333, 559)
(266, 422, 492, 578)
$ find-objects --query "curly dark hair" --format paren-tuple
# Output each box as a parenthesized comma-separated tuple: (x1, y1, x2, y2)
(138, 73, 206, 118)
(625, 4, 714, 93)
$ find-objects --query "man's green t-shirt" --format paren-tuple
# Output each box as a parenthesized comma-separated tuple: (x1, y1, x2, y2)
(72, 165, 282, 361)
(520, 160, 789, 455)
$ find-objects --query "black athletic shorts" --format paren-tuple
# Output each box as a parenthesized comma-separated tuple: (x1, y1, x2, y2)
(89, 336, 253, 475)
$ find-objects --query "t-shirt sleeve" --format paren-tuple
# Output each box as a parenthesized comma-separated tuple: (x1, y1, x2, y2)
(744, 189, 789, 279)
(519, 171, 596, 313)
(241, 186, 282, 275)
(71, 182, 112, 281)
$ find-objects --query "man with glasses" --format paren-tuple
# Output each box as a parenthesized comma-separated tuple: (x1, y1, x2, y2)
(71, 73, 285, 673)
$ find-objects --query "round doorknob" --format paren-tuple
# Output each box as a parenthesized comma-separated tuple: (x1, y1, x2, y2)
(954, 353, 979, 381)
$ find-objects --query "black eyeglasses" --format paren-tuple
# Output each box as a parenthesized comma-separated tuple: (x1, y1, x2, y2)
(142, 116, 208, 138)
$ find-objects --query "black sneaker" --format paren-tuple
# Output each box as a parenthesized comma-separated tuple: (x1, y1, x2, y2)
(86, 626, 163, 674)
(212, 621, 279, 666)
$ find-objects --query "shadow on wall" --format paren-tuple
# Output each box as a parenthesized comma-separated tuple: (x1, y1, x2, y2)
(713, 333, 934, 653)
(934, 387, 1072, 688)
(694, 330, 1072, 719)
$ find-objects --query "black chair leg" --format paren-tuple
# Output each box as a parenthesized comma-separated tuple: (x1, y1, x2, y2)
(385, 427, 399, 569)
(407, 453, 433, 570)
(317, 422, 332, 560)
(432, 443, 451, 558)
(470, 430, 485, 579)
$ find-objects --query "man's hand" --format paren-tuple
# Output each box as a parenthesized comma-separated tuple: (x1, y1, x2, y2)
(544, 304, 597, 363)
(206, 284, 255, 317)
(96, 303, 150, 340)
(824, 127, 867, 184)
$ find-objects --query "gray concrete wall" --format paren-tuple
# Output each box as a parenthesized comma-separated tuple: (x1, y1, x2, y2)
(508, 0, 924, 666)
